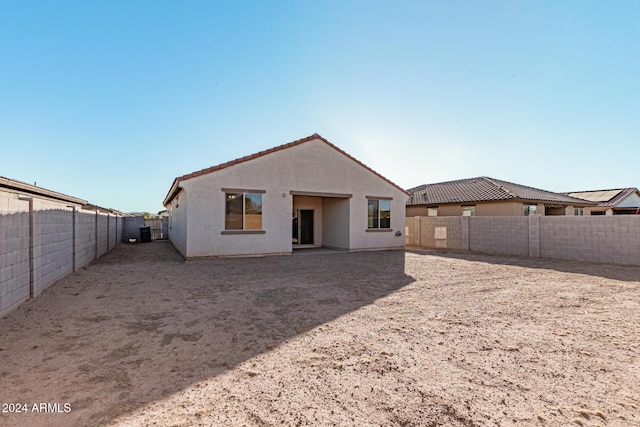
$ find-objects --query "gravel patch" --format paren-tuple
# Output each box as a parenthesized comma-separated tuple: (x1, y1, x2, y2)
(0, 242, 638, 426)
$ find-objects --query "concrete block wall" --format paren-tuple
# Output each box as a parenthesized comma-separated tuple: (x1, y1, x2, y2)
(97, 213, 109, 257)
(122, 216, 145, 242)
(405, 216, 463, 249)
(405, 217, 419, 246)
(32, 199, 74, 294)
(407, 215, 640, 266)
(108, 215, 118, 250)
(1, 191, 123, 317)
(469, 216, 529, 257)
(75, 209, 97, 269)
(423, 216, 463, 249)
(0, 192, 30, 317)
(540, 216, 640, 266)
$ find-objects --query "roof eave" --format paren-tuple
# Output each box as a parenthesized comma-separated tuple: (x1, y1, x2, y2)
(0, 176, 88, 206)
(163, 179, 182, 206)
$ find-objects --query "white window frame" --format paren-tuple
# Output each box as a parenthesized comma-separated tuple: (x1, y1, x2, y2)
(367, 197, 392, 230)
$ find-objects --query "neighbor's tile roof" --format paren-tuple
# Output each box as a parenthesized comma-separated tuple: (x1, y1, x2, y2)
(0, 175, 88, 205)
(164, 134, 409, 205)
(564, 188, 639, 208)
(407, 177, 595, 206)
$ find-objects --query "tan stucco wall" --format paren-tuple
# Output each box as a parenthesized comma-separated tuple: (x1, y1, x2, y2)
(406, 206, 427, 217)
(406, 201, 571, 217)
(178, 138, 407, 257)
(436, 205, 463, 216)
(322, 198, 350, 249)
(475, 201, 523, 216)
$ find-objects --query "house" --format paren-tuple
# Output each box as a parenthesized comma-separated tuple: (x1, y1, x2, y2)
(162, 134, 409, 258)
(406, 176, 594, 217)
(565, 188, 640, 215)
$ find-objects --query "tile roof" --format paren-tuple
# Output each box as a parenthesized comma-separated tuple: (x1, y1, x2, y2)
(564, 188, 639, 208)
(407, 177, 595, 206)
(164, 134, 409, 205)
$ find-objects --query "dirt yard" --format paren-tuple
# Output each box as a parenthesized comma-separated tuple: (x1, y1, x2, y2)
(0, 242, 638, 426)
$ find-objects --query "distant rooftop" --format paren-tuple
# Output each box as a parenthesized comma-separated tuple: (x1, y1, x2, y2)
(407, 177, 595, 206)
(0, 175, 125, 214)
(565, 188, 639, 208)
(0, 175, 87, 205)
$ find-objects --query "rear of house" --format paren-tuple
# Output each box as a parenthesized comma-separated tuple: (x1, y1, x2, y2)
(163, 134, 408, 258)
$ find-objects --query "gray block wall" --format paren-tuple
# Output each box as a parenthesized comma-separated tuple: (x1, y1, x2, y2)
(0, 193, 30, 316)
(108, 215, 117, 249)
(405, 216, 463, 249)
(122, 216, 145, 242)
(76, 209, 97, 269)
(469, 216, 529, 257)
(32, 199, 74, 294)
(407, 215, 640, 266)
(1, 192, 124, 317)
(97, 213, 109, 257)
(540, 216, 640, 265)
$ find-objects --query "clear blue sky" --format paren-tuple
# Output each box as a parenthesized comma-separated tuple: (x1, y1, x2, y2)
(1, 1, 638, 212)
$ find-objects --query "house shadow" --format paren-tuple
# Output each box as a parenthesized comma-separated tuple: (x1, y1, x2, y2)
(0, 242, 414, 427)
(406, 247, 640, 283)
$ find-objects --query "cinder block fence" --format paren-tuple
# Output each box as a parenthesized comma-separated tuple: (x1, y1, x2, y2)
(0, 186, 124, 317)
(406, 215, 640, 266)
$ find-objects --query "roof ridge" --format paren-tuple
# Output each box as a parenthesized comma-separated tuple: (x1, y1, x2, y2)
(406, 176, 597, 206)
(163, 134, 409, 206)
(481, 176, 518, 199)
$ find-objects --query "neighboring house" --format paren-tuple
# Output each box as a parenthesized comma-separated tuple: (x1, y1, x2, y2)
(565, 188, 640, 215)
(406, 176, 595, 217)
(162, 134, 408, 258)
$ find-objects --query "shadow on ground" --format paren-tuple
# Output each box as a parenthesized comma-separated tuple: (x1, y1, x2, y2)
(0, 242, 414, 427)
(406, 247, 640, 282)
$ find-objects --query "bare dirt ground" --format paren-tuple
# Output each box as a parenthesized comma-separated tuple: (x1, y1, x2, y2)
(0, 242, 639, 426)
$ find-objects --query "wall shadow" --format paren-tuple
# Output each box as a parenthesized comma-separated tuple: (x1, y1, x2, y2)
(406, 247, 640, 283)
(0, 242, 414, 427)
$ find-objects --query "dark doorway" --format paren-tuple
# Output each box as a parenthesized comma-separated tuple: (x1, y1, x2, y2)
(293, 209, 314, 245)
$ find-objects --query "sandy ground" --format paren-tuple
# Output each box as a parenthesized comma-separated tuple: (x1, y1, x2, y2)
(0, 241, 639, 426)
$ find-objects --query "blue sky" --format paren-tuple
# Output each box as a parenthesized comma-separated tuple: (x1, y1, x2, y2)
(1, 1, 638, 212)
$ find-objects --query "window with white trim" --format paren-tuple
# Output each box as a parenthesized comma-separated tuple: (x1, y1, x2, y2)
(368, 199, 391, 229)
(523, 204, 537, 216)
(428, 207, 438, 217)
(462, 206, 475, 216)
